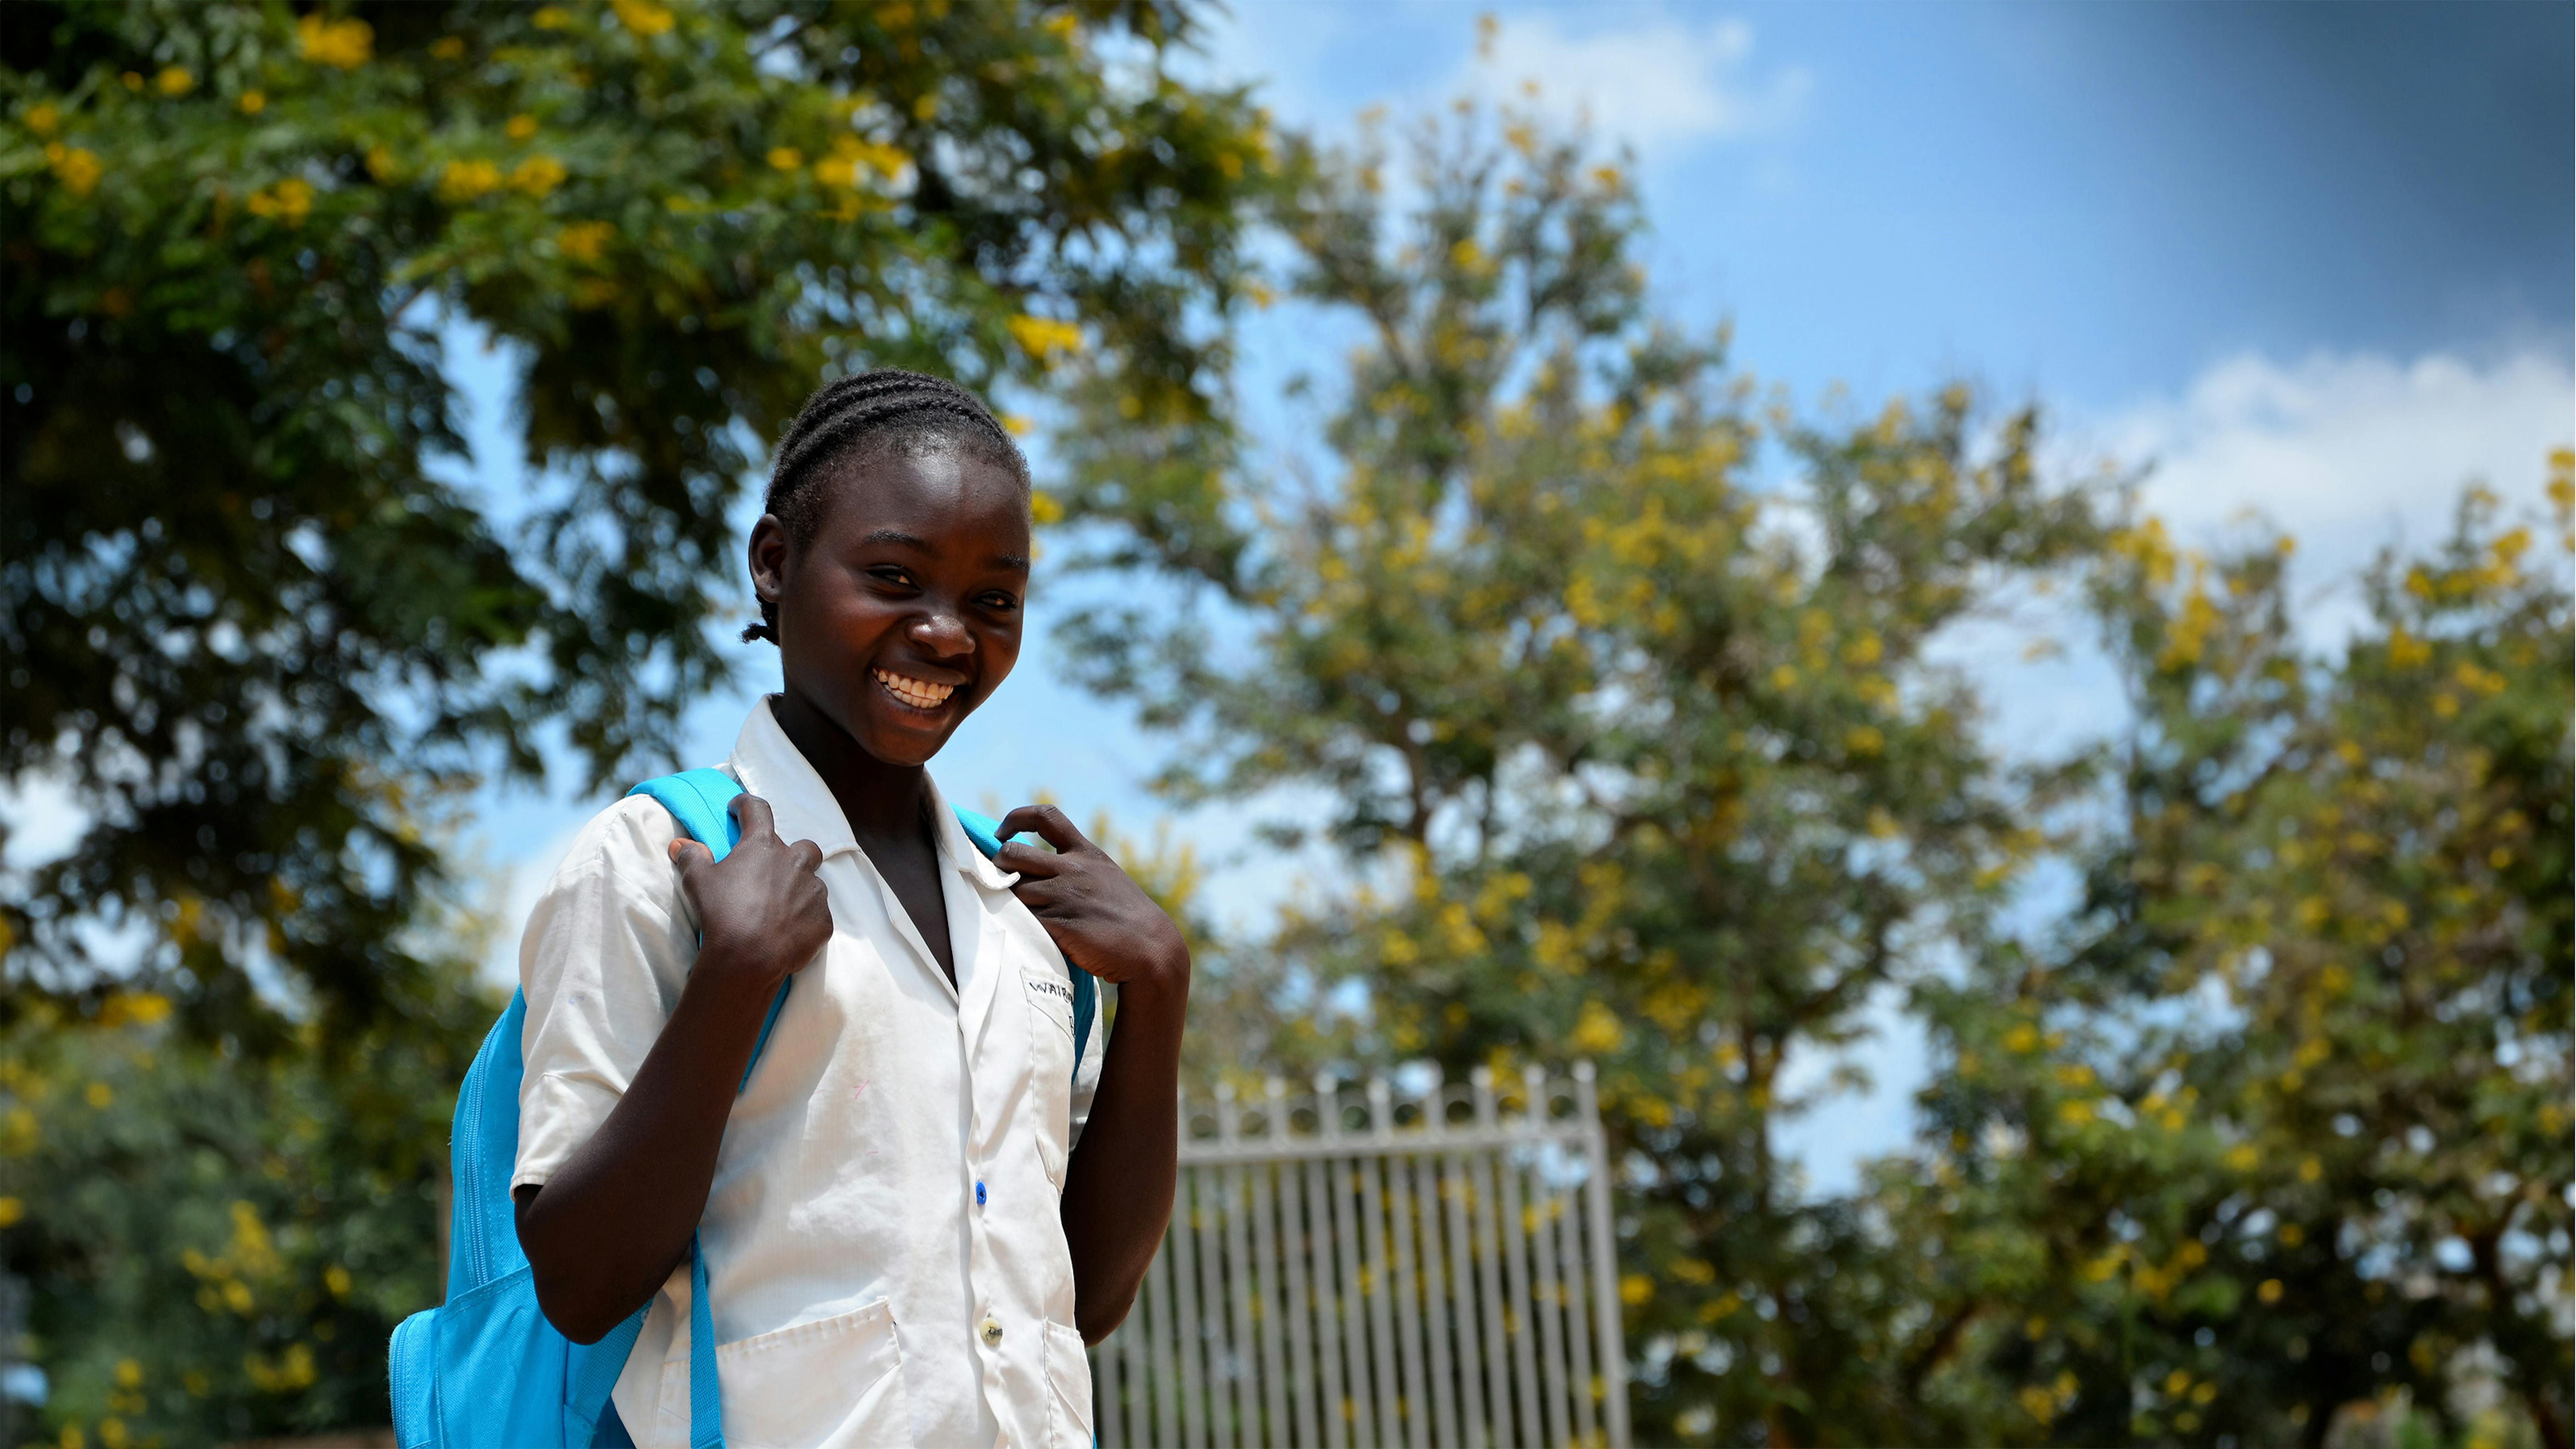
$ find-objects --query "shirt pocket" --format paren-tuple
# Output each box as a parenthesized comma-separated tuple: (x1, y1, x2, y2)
(713, 1297, 909, 1449)
(1021, 963, 1077, 1187)
(1043, 1319, 1094, 1449)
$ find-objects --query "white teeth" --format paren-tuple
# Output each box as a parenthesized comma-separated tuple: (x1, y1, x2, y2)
(873, 668, 956, 709)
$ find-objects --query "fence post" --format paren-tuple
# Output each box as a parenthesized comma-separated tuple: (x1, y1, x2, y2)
(1575, 1061, 1631, 1449)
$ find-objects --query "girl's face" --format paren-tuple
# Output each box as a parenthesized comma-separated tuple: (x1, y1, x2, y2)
(749, 442, 1031, 768)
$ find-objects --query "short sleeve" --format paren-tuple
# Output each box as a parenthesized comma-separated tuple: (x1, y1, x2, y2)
(1066, 980, 1110, 1149)
(513, 796, 697, 1192)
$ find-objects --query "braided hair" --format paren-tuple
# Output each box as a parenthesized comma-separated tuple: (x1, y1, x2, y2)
(745, 368, 1030, 644)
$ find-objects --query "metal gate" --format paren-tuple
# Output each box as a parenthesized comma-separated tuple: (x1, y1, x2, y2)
(1088, 1063, 1631, 1449)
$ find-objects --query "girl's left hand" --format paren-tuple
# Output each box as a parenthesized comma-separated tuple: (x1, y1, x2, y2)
(994, 804, 1190, 998)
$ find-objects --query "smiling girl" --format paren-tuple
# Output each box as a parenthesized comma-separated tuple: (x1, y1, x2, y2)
(508, 370, 1188, 1448)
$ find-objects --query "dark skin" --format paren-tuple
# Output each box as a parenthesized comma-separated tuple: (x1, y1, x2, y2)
(513, 441, 1189, 1347)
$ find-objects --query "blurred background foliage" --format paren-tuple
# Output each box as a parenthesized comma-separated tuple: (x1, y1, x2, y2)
(2, 3, 2568, 1448)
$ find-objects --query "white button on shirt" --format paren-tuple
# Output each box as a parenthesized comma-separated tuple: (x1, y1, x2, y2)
(513, 700, 1102, 1449)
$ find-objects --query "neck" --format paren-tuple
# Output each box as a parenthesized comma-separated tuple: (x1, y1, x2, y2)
(768, 689, 932, 845)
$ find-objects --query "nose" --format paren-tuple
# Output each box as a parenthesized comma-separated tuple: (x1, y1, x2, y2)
(910, 608, 971, 659)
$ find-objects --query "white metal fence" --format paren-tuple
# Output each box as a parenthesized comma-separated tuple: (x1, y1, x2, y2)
(1088, 1063, 1630, 1449)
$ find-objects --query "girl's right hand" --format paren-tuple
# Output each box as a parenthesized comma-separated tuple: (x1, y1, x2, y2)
(668, 792, 832, 988)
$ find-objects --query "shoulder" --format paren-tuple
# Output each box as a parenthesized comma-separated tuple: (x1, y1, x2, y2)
(541, 794, 688, 909)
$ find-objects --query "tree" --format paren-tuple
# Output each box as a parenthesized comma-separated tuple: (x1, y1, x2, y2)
(3, 954, 488, 1448)
(1, 0, 1275, 1041)
(1888, 460, 2573, 1447)
(1046, 104, 2110, 1444)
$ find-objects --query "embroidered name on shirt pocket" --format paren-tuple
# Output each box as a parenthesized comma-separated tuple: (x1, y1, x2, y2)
(1022, 965, 1077, 1189)
(1021, 969, 1076, 1043)
(713, 1297, 908, 1449)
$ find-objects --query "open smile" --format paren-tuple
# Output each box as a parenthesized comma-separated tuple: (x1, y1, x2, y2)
(872, 667, 958, 713)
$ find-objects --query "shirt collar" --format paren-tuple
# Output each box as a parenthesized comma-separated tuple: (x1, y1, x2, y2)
(726, 697, 1021, 892)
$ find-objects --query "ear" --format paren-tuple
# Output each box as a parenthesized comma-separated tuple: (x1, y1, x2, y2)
(748, 514, 792, 604)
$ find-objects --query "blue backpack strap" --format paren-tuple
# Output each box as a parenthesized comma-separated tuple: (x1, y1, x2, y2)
(624, 769, 791, 1449)
(627, 770, 792, 1093)
(689, 1234, 721, 1449)
(952, 806, 1099, 1076)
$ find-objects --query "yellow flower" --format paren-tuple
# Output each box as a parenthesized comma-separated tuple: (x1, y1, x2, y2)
(1844, 724, 1884, 757)
(439, 159, 503, 202)
(2016, 1384, 2057, 1425)
(238, 90, 266, 114)
(768, 146, 804, 172)
(2057, 1099, 2096, 1127)
(97, 991, 171, 1028)
(297, 12, 375, 69)
(510, 155, 567, 197)
(610, 0, 676, 36)
(2003, 1023, 2040, 1054)
(811, 135, 910, 189)
(157, 66, 194, 96)
(324, 1264, 353, 1297)
(913, 91, 939, 121)
(2223, 1142, 2259, 1172)
(85, 1081, 113, 1109)
(1768, 663, 1798, 692)
(114, 1359, 143, 1389)
(1570, 999, 1624, 1056)
(47, 144, 102, 196)
(25, 102, 58, 135)
(2258, 1278, 2283, 1304)
(1005, 314, 1084, 364)
(1619, 1273, 1652, 1306)
(557, 220, 613, 263)
(2298, 1154, 2322, 1183)
(245, 177, 315, 227)
(507, 113, 538, 141)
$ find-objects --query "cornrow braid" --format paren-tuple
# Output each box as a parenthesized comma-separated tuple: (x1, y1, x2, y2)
(745, 367, 1030, 644)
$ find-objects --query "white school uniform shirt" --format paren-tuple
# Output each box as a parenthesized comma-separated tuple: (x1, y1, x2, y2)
(512, 699, 1103, 1449)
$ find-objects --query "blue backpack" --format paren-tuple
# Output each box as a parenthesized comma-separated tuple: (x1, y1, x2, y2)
(389, 769, 1096, 1448)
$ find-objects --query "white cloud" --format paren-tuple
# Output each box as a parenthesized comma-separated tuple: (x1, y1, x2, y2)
(1460, 12, 1809, 158)
(2103, 347, 2573, 635)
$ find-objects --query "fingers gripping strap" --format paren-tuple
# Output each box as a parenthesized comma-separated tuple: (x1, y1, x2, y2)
(953, 807, 1099, 1075)
(626, 769, 746, 863)
(625, 772, 789, 1092)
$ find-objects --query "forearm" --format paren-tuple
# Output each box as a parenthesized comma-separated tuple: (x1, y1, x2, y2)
(1060, 972, 1188, 1344)
(513, 960, 776, 1344)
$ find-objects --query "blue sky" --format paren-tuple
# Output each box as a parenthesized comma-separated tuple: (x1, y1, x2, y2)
(435, 2, 2573, 1191)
